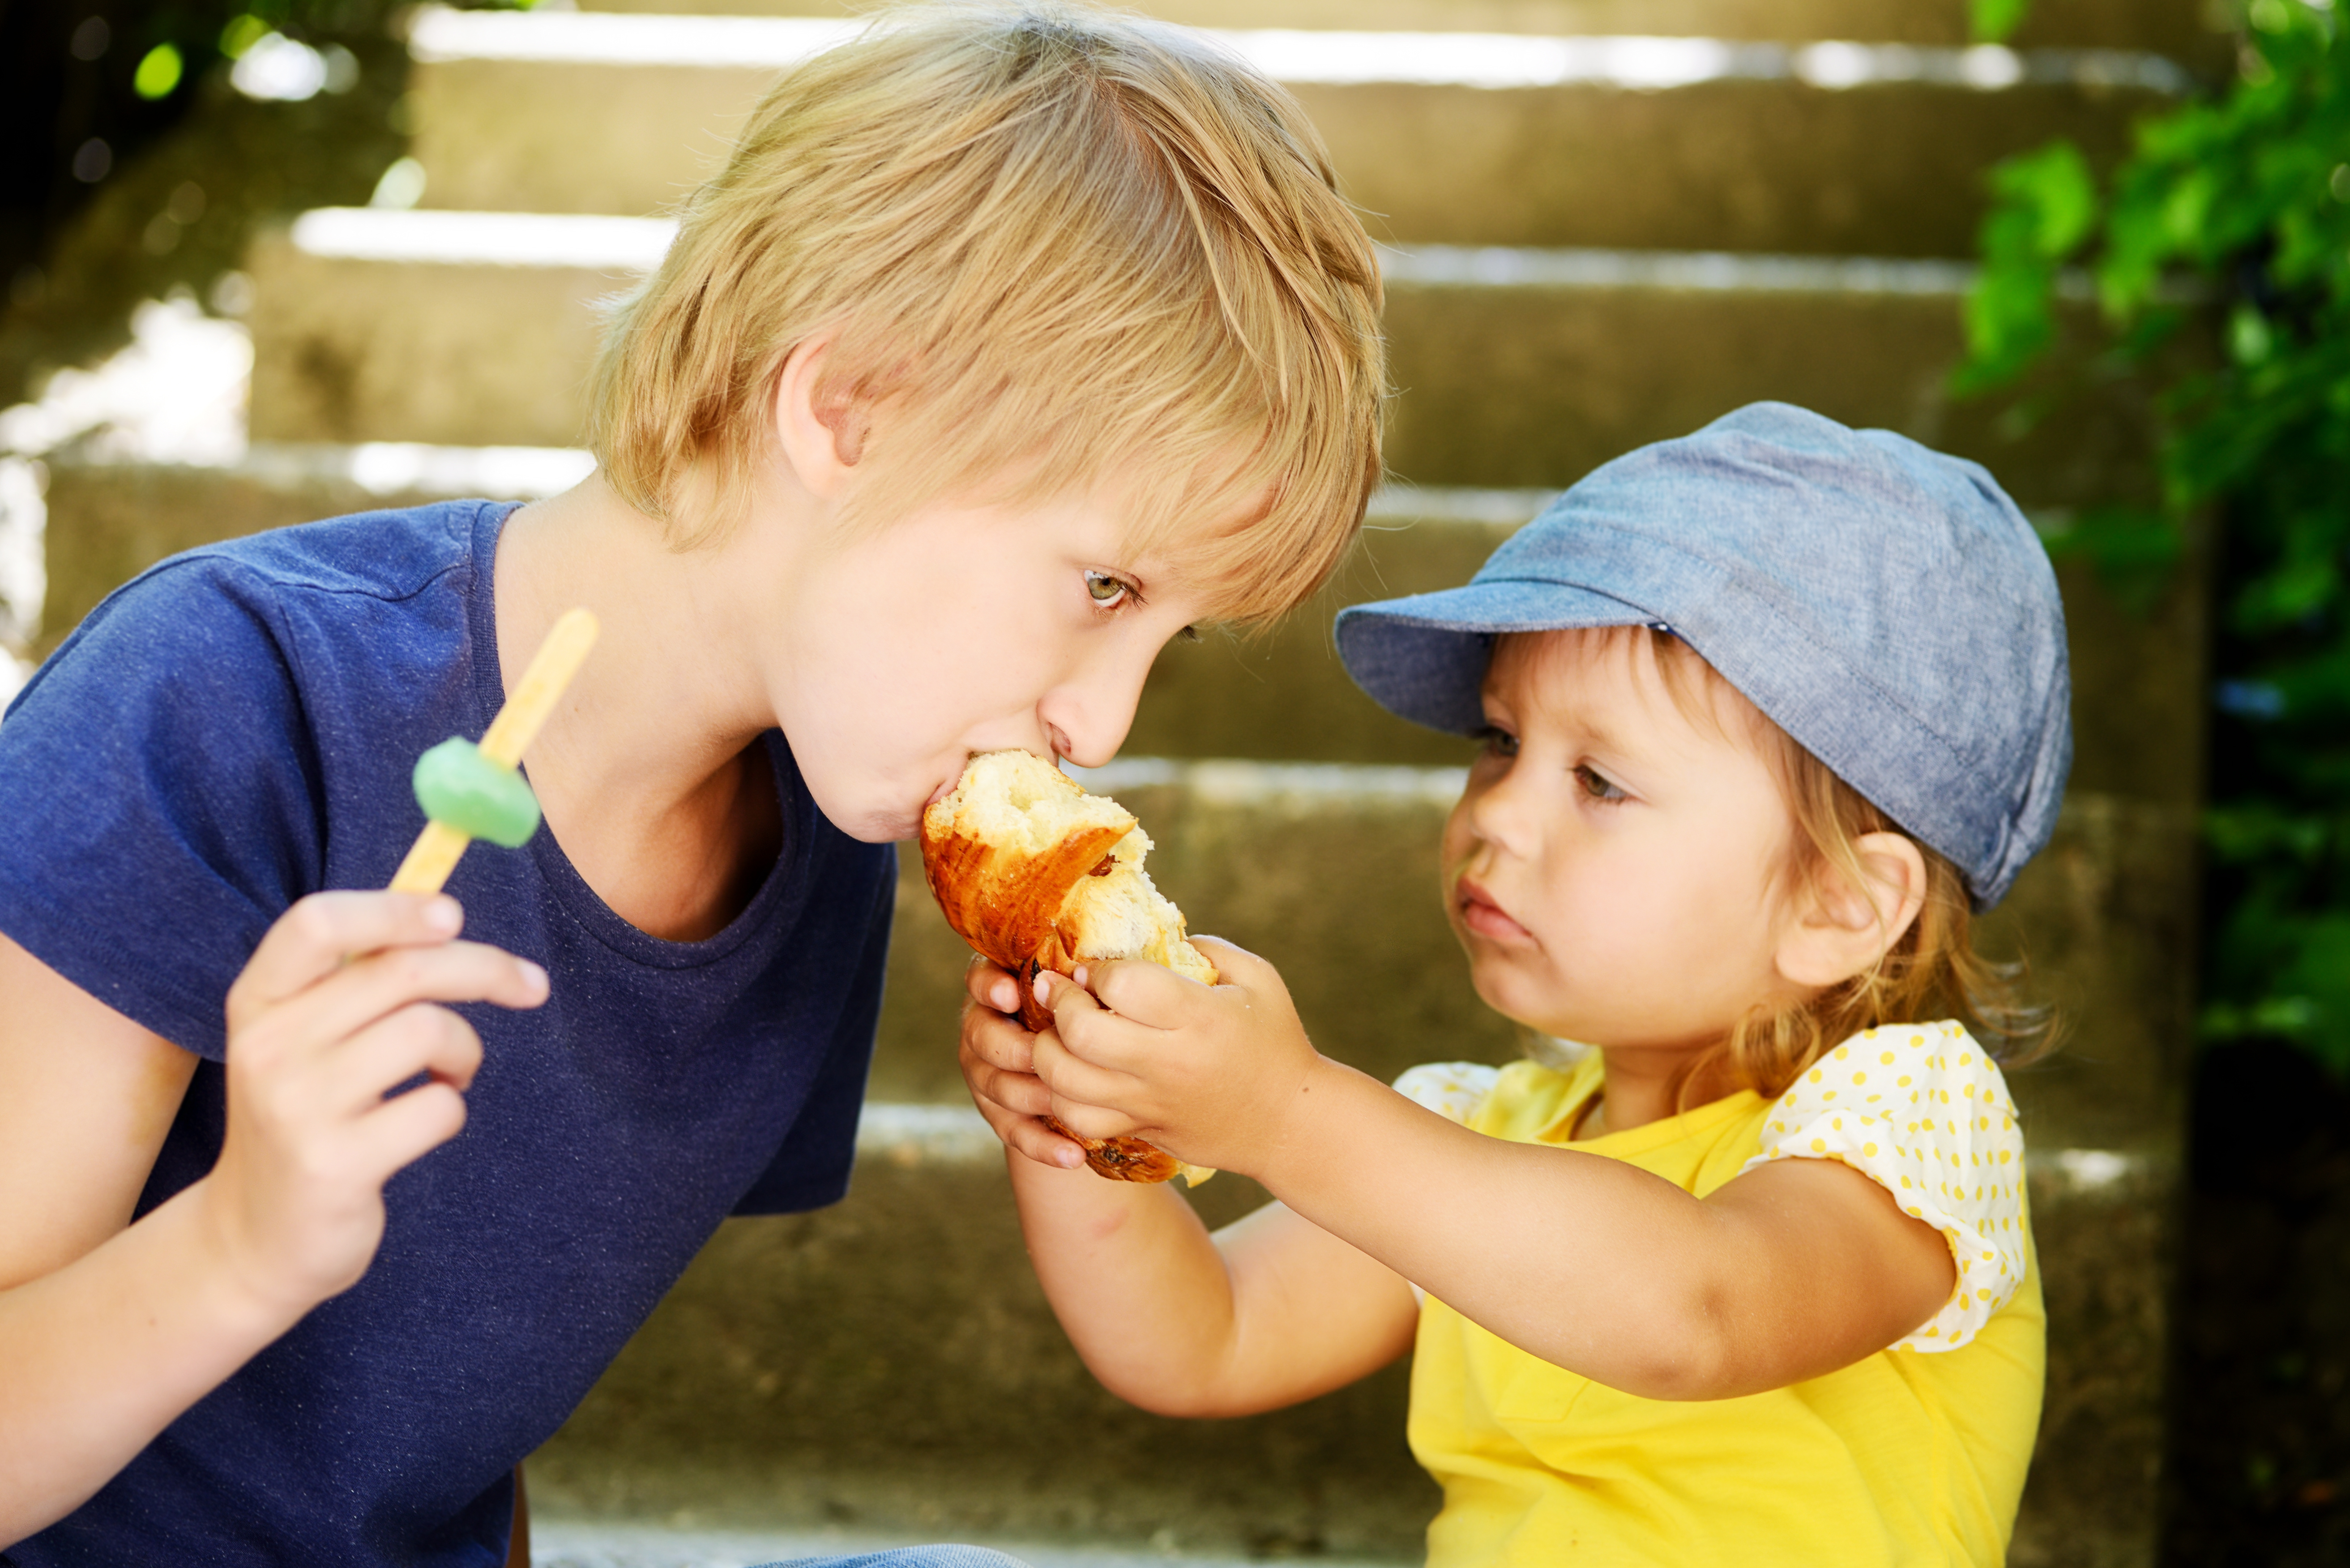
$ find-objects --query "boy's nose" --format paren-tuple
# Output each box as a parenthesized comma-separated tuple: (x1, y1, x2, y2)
(1038, 651, 1155, 770)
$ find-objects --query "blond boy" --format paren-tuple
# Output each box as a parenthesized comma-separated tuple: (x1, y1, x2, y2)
(0, 8, 1383, 1561)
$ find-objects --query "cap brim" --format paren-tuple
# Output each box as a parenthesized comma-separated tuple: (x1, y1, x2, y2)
(1334, 579, 1655, 734)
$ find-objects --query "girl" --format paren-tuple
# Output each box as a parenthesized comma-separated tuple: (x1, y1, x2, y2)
(959, 402, 2067, 1564)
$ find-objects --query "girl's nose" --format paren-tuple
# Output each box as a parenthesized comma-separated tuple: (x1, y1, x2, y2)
(1464, 761, 1540, 861)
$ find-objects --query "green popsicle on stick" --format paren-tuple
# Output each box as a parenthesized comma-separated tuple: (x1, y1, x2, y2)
(389, 607, 600, 895)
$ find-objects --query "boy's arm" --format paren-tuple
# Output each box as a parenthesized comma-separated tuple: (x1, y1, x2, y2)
(1030, 942, 1957, 1404)
(962, 975, 1418, 1419)
(0, 896, 546, 1546)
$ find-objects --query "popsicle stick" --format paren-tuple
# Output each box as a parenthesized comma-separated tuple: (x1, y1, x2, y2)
(389, 819, 473, 895)
(387, 607, 601, 896)
(479, 608, 601, 770)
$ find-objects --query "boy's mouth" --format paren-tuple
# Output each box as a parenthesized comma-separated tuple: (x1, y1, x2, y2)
(1454, 874, 1533, 943)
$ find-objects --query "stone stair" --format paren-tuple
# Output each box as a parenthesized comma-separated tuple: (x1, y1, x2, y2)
(29, 2, 2213, 1563)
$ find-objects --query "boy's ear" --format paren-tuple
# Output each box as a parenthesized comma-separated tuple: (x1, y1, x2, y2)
(1775, 831, 1929, 990)
(772, 335, 870, 498)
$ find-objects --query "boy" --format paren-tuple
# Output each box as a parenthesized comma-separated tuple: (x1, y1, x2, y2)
(0, 6, 1384, 1561)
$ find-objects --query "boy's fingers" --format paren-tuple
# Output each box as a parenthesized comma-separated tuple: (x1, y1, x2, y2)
(964, 954, 1022, 1015)
(961, 1045, 1055, 1119)
(349, 1079, 471, 1178)
(959, 1000, 1037, 1075)
(331, 1005, 487, 1116)
(968, 1094, 1084, 1169)
(231, 892, 465, 1016)
(249, 941, 547, 1065)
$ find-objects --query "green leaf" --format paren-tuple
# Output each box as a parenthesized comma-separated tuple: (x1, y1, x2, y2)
(1992, 142, 2101, 260)
(132, 43, 183, 100)
(1970, 0, 2033, 44)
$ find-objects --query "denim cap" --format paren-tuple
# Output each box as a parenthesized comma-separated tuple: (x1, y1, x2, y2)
(1334, 402, 2072, 909)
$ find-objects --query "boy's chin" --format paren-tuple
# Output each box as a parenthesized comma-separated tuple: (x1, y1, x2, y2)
(802, 776, 924, 844)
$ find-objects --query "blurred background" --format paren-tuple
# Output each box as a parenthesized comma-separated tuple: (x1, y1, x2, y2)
(5, 0, 2346, 1563)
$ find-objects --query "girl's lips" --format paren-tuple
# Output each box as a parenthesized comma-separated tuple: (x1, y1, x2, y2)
(1455, 875, 1533, 943)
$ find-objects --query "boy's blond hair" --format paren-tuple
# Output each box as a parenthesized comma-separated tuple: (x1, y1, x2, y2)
(589, 1, 1386, 622)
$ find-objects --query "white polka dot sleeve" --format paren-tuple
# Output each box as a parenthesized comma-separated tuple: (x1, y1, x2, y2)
(1393, 1062, 1500, 1126)
(1741, 1021, 2028, 1353)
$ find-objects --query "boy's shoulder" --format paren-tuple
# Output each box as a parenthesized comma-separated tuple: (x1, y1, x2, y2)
(131, 497, 493, 614)
(18, 498, 502, 720)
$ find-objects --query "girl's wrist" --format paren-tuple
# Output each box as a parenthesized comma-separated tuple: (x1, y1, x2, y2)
(1241, 1051, 1364, 1193)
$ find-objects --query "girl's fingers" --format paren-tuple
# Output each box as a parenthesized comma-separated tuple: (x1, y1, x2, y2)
(1188, 934, 1276, 991)
(1042, 1096, 1147, 1145)
(1083, 958, 1200, 1029)
(1030, 1024, 1145, 1111)
(230, 892, 465, 1017)
(326, 1004, 487, 1118)
(964, 954, 1023, 1015)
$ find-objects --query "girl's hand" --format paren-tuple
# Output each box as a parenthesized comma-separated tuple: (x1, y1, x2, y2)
(957, 956, 1085, 1170)
(200, 892, 549, 1316)
(1029, 936, 1321, 1180)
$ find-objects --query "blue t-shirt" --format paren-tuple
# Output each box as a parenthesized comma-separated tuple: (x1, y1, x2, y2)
(0, 500, 896, 1567)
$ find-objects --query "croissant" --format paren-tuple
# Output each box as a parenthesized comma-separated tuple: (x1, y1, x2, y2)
(922, 750, 1217, 1186)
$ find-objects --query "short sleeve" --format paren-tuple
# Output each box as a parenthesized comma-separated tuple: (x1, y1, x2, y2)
(1394, 1061, 1500, 1127)
(1741, 1020, 2027, 1353)
(0, 561, 324, 1058)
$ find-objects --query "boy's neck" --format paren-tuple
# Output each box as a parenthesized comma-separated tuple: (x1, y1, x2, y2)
(489, 471, 799, 940)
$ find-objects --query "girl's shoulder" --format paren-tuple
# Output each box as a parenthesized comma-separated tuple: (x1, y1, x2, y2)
(1393, 1047, 1601, 1138)
(1747, 1019, 2029, 1353)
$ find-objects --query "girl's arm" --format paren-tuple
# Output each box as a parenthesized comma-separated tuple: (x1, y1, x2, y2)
(0, 895, 547, 1546)
(962, 974, 1419, 1418)
(1028, 942, 1957, 1404)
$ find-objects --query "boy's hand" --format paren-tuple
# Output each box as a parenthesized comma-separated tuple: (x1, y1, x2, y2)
(1029, 936, 1320, 1181)
(958, 957, 1086, 1170)
(201, 892, 548, 1318)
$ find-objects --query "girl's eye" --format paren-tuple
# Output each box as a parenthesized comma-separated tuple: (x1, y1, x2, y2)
(1085, 570, 1133, 609)
(1574, 764, 1627, 802)
(1475, 725, 1519, 759)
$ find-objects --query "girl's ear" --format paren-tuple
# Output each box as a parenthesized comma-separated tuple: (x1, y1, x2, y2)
(772, 335, 870, 498)
(1776, 831, 1929, 990)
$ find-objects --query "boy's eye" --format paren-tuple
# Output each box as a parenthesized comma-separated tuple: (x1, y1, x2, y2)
(1574, 764, 1627, 802)
(1475, 725, 1519, 759)
(1085, 570, 1133, 608)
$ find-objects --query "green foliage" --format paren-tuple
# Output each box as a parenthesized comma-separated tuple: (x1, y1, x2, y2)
(1958, 0, 2350, 1071)
(1971, 0, 2036, 45)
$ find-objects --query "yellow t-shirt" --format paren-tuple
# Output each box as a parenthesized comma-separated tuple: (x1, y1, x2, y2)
(1398, 1028, 2044, 1566)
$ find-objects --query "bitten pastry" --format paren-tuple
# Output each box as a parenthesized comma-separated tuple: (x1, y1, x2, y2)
(922, 750, 1218, 1185)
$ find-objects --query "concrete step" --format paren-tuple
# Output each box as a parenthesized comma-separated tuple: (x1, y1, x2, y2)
(542, 749, 2194, 1563)
(532, 1129, 2170, 1564)
(398, 7, 2181, 258)
(36, 458, 2202, 818)
(239, 215, 2167, 511)
(559, 0, 2221, 60)
(532, 1518, 1410, 1568)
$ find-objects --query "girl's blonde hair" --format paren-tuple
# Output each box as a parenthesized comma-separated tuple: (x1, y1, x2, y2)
(588, 1, 1387, 623)
(1719, 732, 2058, 1101)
